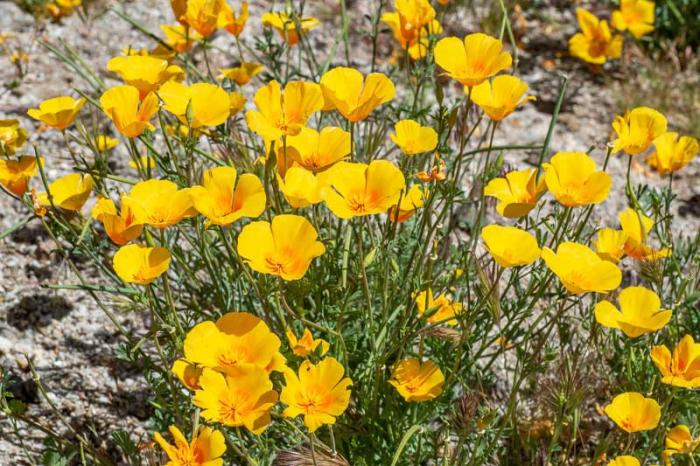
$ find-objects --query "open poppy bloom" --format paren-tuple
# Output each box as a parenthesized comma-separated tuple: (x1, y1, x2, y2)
(471, 75, 535, 121)
(606, 456, 640, 466)
(100, 85, 160, 138)
(246, 80, 323, 141)
(389, 185, 427, 222)
(91, 196, 144, 245)
(611, 107, 667, 156)
(569, 8, 623, 64)
(389, 358, 444, 402)
(283, 126, 351, 173)
(189, 166, 265, 226)
(650, 335, 700, 388)
(434, 33, 512, 87)
(193, 367, 278, 434)
(320, 67, 396, 122)
(219, 1, 248, 37)
(154, 425, 226, 466)
(0, 156, 40, 197)
(113, 244, 171, 285)
(323, 160, 406, 218)
(158, 81, 231, 128)
(381, 0, 442, 60)
(218, 62, 263, 86)
(481, 225, 541, 268)
(161, 24, 201, 53)
(121, 179, 196, 228)
(604, 392, 660, 433)
(611, 0, 655, 38)
(184, 312, 286, 376)
(107, 55, 183, 99)
(277, 166, 324, 208)
(663, 425, 700, 464)
(261, 11, 320, 46)
(414, 289, 462, 326)
(286, 327, 330, 357)
(171, 359, 203, 390)
(542, 152, 611, 207)
(36, 173, 93, 211)
(181, 0, 226, 37)
(280, 357, 352, 432)
(647, 132, 699, 175)
(27, 96, 85, 130)
(593, 228, 628, 263)
(237, 214, 325, 280)
(618, 208, 671, 261)
(594, 286, 671, 338)
(484, 168, 546, 218)
(0, 119, 28, 155)
(390, 119, 438, 155)
(541, 242, 621, 294)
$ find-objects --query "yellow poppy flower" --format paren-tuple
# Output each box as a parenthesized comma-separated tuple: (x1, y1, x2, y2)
(261, 11, 320, 46)
(27, 96, 85, 130)
(280, 357, 352, 432)
(219, 1, 248, 37)
(612, 107, 667, 156)
(471, 75, 534, 121)
(229, 91, 246, 116)
(381, 0, 442, 59)
(218, 62, 263, 86)
(481, 224, 541, 268)
(193, 367, 278, 434)
(618, 208, 671, 261)
(320, 67, 395, 122)
(569, 8, 623, 64)
(389, 185, 427, 222)
(181, 0, 226, 37)
(37, 173, 93, 211)
(542, 152, 611, 207)
(91, 196, 144, 245)
(604, 392, 660, 433)
(94, 135, 118, 151)
(651, 335, 700, 389)
(414, 288, 462, 326)
(283, 126, 351, 172)
(113, 244, 171, 285)
(277, 166, 324, 208)
(484, 168, 546, 218)
(606, 456, 640, 466)
(245, 80, 323, 140)
(171, 359, 203, 390)
(158, 81, 231, 128)
(0, 156, 40, 197)
(285, 327, 330, 357)
(323, 160, 406, 218)
(389, 358, 444, 402)
(154, 425, 226, 466)
(592, 228, 628, 263)
(611, 0, 655, 38)
(183, 311, 287, 376)
(100, 85, 160, 138)
(434, 33, 512, 87)
(237, 214, 325, 280)
(541, 242, 621, 294)
(594, 286, 671, 338)
(121, 179, 196, 228)
(106, 55, 183, 99)
(390, 119, 438, 155)
(129, 155, 156, 171)
(0, 119, 29, 155)
(663, 425, 700, 464)
(647, 132, 699, 175)
(188, 166, 265, 226)
(161, 24, 201, 53)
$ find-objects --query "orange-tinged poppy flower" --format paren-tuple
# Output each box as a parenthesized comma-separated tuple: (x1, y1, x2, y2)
(618, 208, 671, 261)
(416, 157, 446, 182)
(170, 0, 187, 24)
(651, 335, 700, 389)
(611, 0, 655, 38)
(611, 107, 667, 156)
(389, 358, 444, 402)
(320, 67, 395, 122)
(283, 126, 351, 173)
(594, 286, 671, 338)
(113, 244, 171, 285)
(193, 367, 278, 434)
(647, 132, 699, 175)
(389, 185, 427, 222)
(277, 166, 324, 208)
(94, 135, 118, 151)
(593, 228, 628, 263)
(663, 425, 700, 464)
(121, 179, 196, 228)
(27, 96, 85, 130)
(91, 196, 144, 245)
(189, 166, 265, 226)
(261, 12, 320, 46)
(37, 173, 93, 211)
(161, 24, 201, 53)
(541, 242, 621, 294)
(107, 55, 184, 99)
(286, 327, 330, 357)
(171, 359, 203, 390)
(280, 357, 352, 432)
(381, 0, 442, 60)
(237, 214, 325, 280)
(390, 119, 438, 155)
(414, 288, 462, 326)
(158, 81, 231, 128)
(153, 425, 226, 466)
(606, 456, 640, 466)
(481, 224, 541, 268)
(0, 119, 28, 155)
(246, 80, 323, 141)
(100, 85, 160, 138)
(0, 156, 40, 197)
(471, 75, 534, 121)
(484, 168, 546, 218)
(604, 392, 660, 433)
(323, 160, 406, 218)
(219, 1, 248, 37)
(218, 62, 263, 86)
(434, 33, 512, 87)
(542, 152, 611, 207)
(184, 311, 286, 376)
(182, 0, 226, 37)
(569, 8, 623, 64)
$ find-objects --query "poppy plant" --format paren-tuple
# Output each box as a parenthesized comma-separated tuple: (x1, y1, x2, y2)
(389, 358, 444, 402)
(611, 0, 655, 38)
(603, 392, 660, 433)
(381, 0, 442, 60)
(471, 75, 535, 122)
(91, 196, 144, 245)
(568, 8, 623, 64)
(218, 62, 263, 86)
(36, 173, 93, 211)
(389, 185, 427, 222)
(100, 85, 160, 138)
(106, 55, 183, 98)
(434, 33, 512, 87)
(261, 11, 320, 46)
(121, 179, 196, 228)
(286, 327, 330, 357)
(27, 96, 85, 130)
(650, 335, 700, 389)
(594, 286, 671, 338)
(153, 425, 226, 466)
(0, 156, 40, 197)
(483, 168, 546, 218)
(611, 106, 667, 156)
(283, 126, 351, 173)
(663, 425, 700, 464)
(618, 208, 670, 261)
(541, 242, 621, 294)
(647, 132, 699, 175)
(219, 1, 248, 37)
(0, 119, 28, 155)
(320, 67, 396, 122)
(181, 0, 226, 37)
(606, 457, 640, 466)
(542, 151, 611, 207)
(112, 244, 171, 285)
(94, 135, 118, 151)
(161, 24, 200, 53)
(277, 166, 324, 208)
(390, 119, 438, 155)
(481, 225, 541, 268)
(171, 359, 203, 390)
(414, 289, 462, 326)
(592, 228, 628, 263)
(158, 81, 231, 128)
